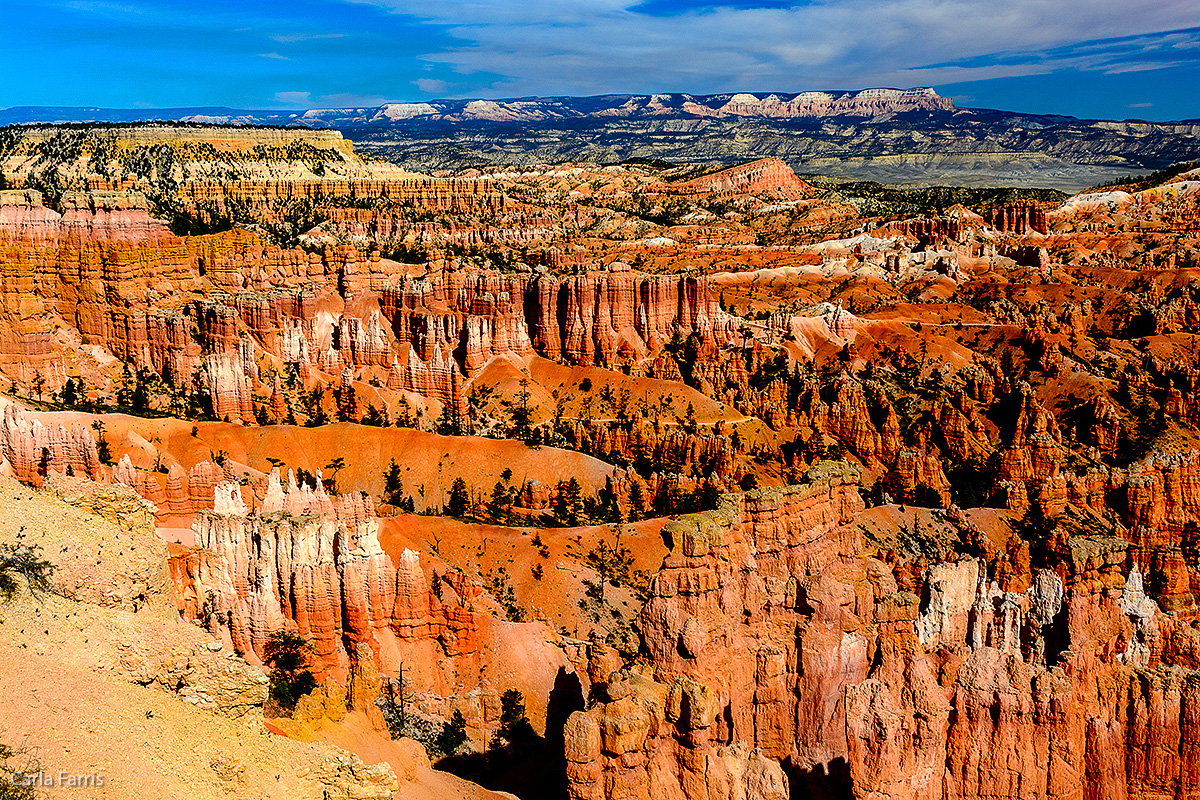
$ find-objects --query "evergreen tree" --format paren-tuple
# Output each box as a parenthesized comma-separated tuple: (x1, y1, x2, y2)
(116, 363, 135, 408)
(436, 402, 464, 436)
(489, 689, 536, 754)
(557, 478, 583, 525)
(131, 369, 150, 412)
(511, 377, 533, 440)
(489, 481, 511, 522)
(446, 477, 470, 518)
(383, 458, 404, 505)
(91, 420, 113, 465)
(60, 376, 80, 406)
(262, 631, 317, 714)
(362, 403, 385, 426)
(628, 481, 645, 520)
(435, 710, 469, 756)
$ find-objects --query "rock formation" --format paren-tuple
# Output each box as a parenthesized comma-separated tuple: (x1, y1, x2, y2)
(565, 459, 1200, 800)
(172, 470, 573, 738)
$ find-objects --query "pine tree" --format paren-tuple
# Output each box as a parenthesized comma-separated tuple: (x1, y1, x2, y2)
(131, 368, 150, 412)
(383, 458, 404, 506)
(446, 477, 470, 518)
(489, 481, 510, 522)
(628, 481, 645, 520)
(435, 710, 469, 756)
(263, 631, 317, 714)
(558, 477, 583, 525)
(489, 689, 535, 754)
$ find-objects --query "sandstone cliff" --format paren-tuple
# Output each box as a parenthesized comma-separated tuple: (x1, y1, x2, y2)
(564, 461, 1200, 800)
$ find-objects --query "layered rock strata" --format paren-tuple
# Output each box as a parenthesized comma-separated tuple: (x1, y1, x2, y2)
(566, 461, 1200, 800)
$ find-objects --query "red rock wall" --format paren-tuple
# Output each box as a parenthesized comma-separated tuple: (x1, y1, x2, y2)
(986, 203, 1049, 235)
(671, 157, 813, 198)
(0, 189, 733, 419)
(0, 404, 101, 484)
(566, 462, 1200, 800)
(171, 471, 482, 677)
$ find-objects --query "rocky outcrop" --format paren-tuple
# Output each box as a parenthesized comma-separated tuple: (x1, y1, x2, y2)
(170, 472, 491, 675)
(381, 268, 725, 371)
(174, 477, 393, 672)
(0, 189, 174, 244)
(312, 749, 398, 800)
(2, 173, 741, 418)
(44, 473, 157, 533)
(0, 404, 101, 484)
(1, 471, 167, 612)
(203, 349, 256, 422)
(985, 203, 1049, 235)
(171, 470, 583, 758)
(672, 158, 812, 198)
(117, 638, 271, 717)
(566, 464, 864, 800)
(681, 88, 956, 120)
(565, 458, 1200, 800)
(112, 455, 228, 519)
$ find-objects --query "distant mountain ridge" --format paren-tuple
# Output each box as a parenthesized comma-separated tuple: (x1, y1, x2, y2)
(278, 87, 957, 125)
(0, 87, 956, 127)
(5, 88, 1199, 189)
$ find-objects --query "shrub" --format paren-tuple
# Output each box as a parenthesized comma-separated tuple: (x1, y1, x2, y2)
(0, 740, 40, 800)
(262, 631, 317, 714)
(436, 710, 469, 756)
(489, 689, 535, 754)
(0, 541, 54, 605)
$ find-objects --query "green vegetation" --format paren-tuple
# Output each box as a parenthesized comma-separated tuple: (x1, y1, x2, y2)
(813, 179, 1067, 219)
(382, 459, 416, 512)
(0, 740, 40, 800)
(585, 529, 644, 598)
(446, 477, 471, 518)
(485, 570, 526, 622)
(1088, 159, 1200, 193)
(262, 631, 317, 715)
(488, 689, 536, 756)
(0, 538, 54, 609)
(436, 710, 470, 756)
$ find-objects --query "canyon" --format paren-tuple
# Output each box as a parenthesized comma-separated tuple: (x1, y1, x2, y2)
(1, 123, 1200, 800)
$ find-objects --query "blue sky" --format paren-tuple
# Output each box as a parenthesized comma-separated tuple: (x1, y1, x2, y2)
(4, 0, 1200, 120)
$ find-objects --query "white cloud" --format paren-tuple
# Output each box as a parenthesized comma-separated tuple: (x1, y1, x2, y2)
(340, 0, 1200, 95)
(273, 91, 313, 107)
(270, 33, 349, 43)
(1102, 60, 1185, 73)
(258, 52, 289, 60)
(414, 78, 448, 94)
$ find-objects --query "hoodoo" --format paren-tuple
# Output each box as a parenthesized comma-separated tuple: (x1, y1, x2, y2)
(1, 113, 1199, 800)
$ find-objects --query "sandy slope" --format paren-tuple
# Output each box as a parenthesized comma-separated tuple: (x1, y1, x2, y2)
(37, 411, 618, 510)
(0, 477, 515, 800)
